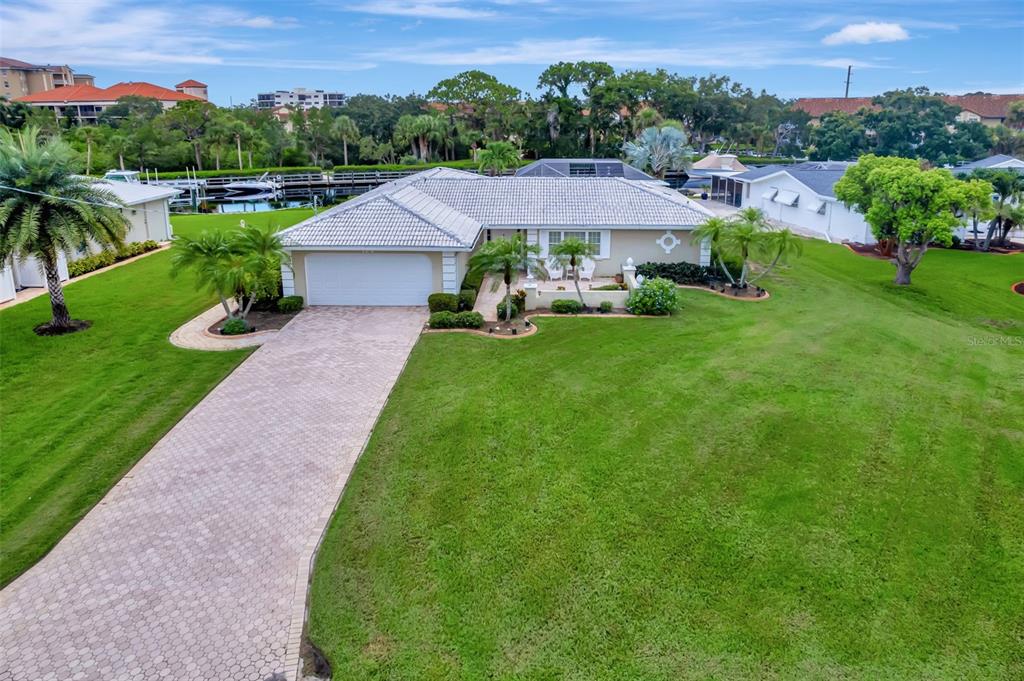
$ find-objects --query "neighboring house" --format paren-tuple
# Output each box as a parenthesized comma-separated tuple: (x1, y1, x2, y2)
(94, 173, 182, 242)
(0, 175, 179, 303)
(720, 161, 874, 244)
(255, 88, 344, 111)
(515, 158, 657, 180)
(278, 167, 713, 306)
(14, 81, 204, 123)
(689, 152, 749, 192)
(793, 94, 1024, 127)
(951, 154, 1024, 175)
(1, 56, 93, 100)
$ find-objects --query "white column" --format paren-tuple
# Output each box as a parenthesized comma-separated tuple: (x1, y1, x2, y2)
(441, 251, 458, 293)
(699, 236, 712, 267)
(281, 261, 295, 296)
(526, 228, 539, 247)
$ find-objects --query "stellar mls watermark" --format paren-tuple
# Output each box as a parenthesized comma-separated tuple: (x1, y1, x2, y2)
(967, 335, 1024, 346)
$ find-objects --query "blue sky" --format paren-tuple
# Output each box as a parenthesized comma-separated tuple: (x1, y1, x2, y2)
(3, 0, 1022, 106)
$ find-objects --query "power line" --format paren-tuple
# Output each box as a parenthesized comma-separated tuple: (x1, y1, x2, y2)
(0, 184, 179, 218)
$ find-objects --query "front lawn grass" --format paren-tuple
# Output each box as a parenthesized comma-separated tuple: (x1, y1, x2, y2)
(0, 208, 311, 587)
(309, 240, 1023, 679)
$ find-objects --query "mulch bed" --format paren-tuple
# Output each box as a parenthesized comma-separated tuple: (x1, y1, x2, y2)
(948, 240, 1024, 254)
(207, 309, 297, 336)
(1013, 282, 1024, 297)
(845, 240, 1024, 259)
(34, 319, 92, 336)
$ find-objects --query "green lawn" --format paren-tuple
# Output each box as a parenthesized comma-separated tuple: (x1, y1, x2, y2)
(308, 241, 1024, 680)
(0, 208, 311, 587)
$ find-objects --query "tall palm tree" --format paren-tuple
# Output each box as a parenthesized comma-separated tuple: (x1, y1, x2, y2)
(691, 216, 736, 284)
(468, 233, 545, 322)
(332, 115, 359, 166)
(748, 228, 803, 285)
(0, 126, 127, 333)
(476, 141, 520, 176)
(550, 236, 597, 307)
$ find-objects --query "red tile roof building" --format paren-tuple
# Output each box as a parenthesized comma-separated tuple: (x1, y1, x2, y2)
(794, 94, 1024, 127)
(14, 80, 205, 123)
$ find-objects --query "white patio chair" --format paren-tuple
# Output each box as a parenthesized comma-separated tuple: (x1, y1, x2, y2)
(546, 257, 564, 280)
(578, 257, 596, 281)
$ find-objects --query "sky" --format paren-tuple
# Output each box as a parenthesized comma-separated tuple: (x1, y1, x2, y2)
(2, 0, 1022, 106)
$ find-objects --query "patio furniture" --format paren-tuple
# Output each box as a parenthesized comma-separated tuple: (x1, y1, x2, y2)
(546, 257, 564, 280)
(578, 258, 596, 281)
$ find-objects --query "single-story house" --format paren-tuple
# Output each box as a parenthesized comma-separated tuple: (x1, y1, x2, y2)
(93, 175, 181, 243)
(278, 167, 713, 306)
(1, 175, 179, 303)
(951, 154, 1024, 175)
(716, 161, 875, 244)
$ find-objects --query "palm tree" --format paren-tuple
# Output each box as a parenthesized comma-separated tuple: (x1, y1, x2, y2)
(332, 115, 359, 166)
(691, 216, 736, 284)
(170, 230, 236, 318)
(723, 208, 770, 287)
(622, 125, 693, 179)
(477, 141, 520, 176)
(550, 236, 597, 307)
(0, 126, 127, 333)
(468, 233, 544, 322)
(748, 228, 803, 285)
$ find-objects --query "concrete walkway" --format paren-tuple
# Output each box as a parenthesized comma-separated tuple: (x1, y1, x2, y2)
(0, 307, 427, 681)
(169, 302, 278, 351)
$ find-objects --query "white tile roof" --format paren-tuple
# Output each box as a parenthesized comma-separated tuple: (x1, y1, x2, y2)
(279, 168, 713, 250)
(90, 180, 182, 205)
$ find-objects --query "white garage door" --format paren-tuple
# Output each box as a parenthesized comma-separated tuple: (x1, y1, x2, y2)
(305, 252, 434, 306)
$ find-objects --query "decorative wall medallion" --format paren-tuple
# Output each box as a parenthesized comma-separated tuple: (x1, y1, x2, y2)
(656, 230, 681, 254)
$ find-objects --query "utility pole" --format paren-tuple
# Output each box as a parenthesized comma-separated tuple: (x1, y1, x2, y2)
(844, 66, 852, 98)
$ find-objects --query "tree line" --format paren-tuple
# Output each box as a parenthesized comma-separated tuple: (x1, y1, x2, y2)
(0, 65, 1021, 175)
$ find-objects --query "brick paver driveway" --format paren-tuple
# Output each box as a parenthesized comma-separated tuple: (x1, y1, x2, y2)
(0, 307, 427, 681)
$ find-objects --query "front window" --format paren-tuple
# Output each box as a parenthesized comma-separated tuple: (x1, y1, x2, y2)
(546, 230, 603, 257)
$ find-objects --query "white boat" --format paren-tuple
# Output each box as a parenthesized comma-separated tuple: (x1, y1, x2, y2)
(224, 172, 280, 197)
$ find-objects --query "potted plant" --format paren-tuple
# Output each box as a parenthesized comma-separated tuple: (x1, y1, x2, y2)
(614, 273, 624, 284)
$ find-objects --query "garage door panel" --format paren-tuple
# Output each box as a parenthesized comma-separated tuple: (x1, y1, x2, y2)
(305, 253, 433, 306)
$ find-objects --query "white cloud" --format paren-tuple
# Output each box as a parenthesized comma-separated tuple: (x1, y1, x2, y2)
(822, 22, 909, 46)
(369, 36, 879, 70)
(346, 1, 497, 19)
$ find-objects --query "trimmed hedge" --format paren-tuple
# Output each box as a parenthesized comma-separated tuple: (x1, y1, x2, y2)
(428, 292, 460, 313)
(461, 269, 484, 292)
(636, 262, 713, 286)
(277, 296, 304, 313)
(67, 240, 161, 278)
(551, 299, 583, 314)
(428, 310, 485, 329)
(496, 300, 519, 319)
(626, 277, 679, 316)
(458, 289, 477, 310)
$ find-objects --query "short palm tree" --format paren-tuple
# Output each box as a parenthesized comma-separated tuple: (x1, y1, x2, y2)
(170, 230, 236, 318)
(477, 141, 520, 176)
(549, 236, 597, 307)
(468, 233, 544, 322)
(0, 126, 127, 333)
(748, 228, 803, 285)
(691, 216, 736, 284)
(725, 207, 772, 286)
(622, 125, 693, 179)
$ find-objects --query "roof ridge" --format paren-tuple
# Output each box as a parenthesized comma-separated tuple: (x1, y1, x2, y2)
(386, 186, 478, 248)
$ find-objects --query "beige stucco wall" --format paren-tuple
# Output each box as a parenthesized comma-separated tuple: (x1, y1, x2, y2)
(287, 250, 444, 300)
(602, 229, 701, 276)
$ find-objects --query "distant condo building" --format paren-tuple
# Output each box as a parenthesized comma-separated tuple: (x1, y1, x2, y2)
(14, 80, 207, 124)
(256, 87, 345, 111)
(1, 56, 95, 100)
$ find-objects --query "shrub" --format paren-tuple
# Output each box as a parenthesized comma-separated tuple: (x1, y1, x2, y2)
(429, 310, 484, 330)
(220, 318, 250, 335)
(277, 296, 304, 313)
(428, 292, 459, 313)
(496, 300, 519, 319)
(513, 288, 527, 311)
(593, 282, 626, 291)
(626, 277, 679, 316)
(636, 261, 714, 286)
(67, 250, 116, 278)
(454, 311, 484, 328)
(551, 299, 582, 314)
(458, 288, 477, 310)
(461, 269, 484, 291)
(600, 300, 614, 313)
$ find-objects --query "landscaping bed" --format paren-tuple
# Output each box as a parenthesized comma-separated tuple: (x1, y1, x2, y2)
(207, 309, 298, 336)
